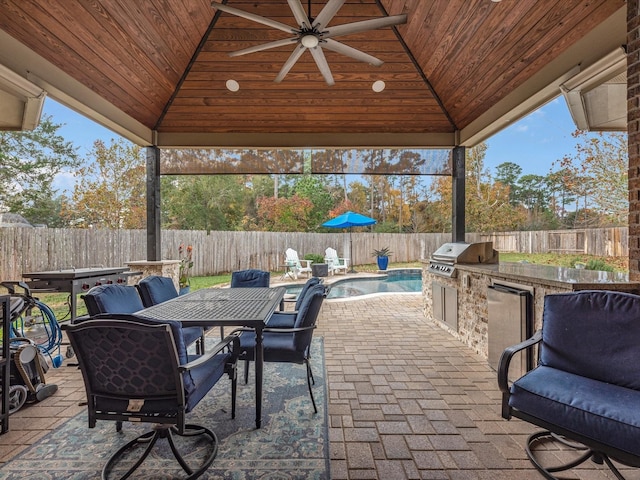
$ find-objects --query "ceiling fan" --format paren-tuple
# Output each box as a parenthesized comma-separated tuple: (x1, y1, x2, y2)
(211, 0, 407, 86)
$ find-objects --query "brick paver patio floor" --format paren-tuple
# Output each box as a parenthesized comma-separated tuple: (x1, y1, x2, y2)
(1, 290, 636, 479)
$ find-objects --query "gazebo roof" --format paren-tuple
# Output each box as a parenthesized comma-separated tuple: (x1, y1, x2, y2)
(0, 0, 626, 149)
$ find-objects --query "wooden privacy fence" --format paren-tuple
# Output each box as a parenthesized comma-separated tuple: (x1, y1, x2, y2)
(0, 227, 628, 281)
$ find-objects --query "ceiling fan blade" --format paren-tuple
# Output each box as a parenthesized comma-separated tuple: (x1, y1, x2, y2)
(323, 39, 383, 66)
(212, 2, 296, 34)
(323, 14, 407, 39)
(229, 38, 298, 57)
(274, 45, 306, 83)
(312, 0, 346, 30)
(309, 47, 335, 86)
(287, 0, 310, 29)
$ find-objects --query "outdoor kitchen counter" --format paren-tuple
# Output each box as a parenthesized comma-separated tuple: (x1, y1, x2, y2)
(421, 261, 640, 362)
(455, 262, 640, 290)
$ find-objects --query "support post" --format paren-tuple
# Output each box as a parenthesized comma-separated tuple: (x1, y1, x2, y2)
(146, 146, 161, 261)
(452, 146, 465, 243)
(628, 0, 640, 281)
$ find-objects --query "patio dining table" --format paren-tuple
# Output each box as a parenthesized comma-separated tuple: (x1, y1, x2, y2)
(135, 286, 286, 429)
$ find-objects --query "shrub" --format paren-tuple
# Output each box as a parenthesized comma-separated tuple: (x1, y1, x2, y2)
(585, 259, 614, 272)
(304, 253, 325, 264)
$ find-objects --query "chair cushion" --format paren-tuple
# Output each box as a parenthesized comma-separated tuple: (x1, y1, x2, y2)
(540, 290, 640, 389)
(82, 284, 144, 317)
(295, 277, 321, 310)
(137, 275, 178, 307)
(230, 269, 270, 288)
(184, 351, 232, 412)
(266, 311, 296, 328)
(292, 284, 325, 351)
(509, 365, 640, 457)
(239, 331, 302, 363)
(181, 326, 204, 349)
(240, 284, 325, 363)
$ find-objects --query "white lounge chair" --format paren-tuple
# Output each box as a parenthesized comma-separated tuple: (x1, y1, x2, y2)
(285, 248, 312, 279)
(324, 248, 349, 275)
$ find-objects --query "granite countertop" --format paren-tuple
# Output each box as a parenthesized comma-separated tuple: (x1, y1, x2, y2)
(446, 262, 640, 290)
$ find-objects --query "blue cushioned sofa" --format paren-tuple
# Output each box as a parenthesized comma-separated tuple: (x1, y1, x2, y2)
(498, 290, 640, 478)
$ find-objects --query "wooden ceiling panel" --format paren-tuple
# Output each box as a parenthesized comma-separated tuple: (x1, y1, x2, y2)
(157, 0, 443, 135)
(454, 0, 624, 128)
(0, 0, 214, 126)
(0, 0, 627, 147)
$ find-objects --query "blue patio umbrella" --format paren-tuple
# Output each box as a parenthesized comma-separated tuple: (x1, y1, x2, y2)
(323, 211, 376, 273)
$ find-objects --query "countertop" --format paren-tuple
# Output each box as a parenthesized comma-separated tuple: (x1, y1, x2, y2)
(429, 261, 640, 290)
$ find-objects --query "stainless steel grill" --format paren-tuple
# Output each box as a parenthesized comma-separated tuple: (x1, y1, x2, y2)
(428, 242, 498, 277)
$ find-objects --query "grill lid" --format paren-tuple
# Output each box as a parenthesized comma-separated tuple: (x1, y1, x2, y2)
(430, 242, 498, 264)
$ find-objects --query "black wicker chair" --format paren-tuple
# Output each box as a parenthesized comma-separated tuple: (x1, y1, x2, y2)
(62, 316, 239, 480)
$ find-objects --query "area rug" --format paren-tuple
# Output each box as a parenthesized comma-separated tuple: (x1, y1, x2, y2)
(0, 338, 330, 479)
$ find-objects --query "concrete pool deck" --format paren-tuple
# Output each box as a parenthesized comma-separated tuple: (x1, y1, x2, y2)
(1, 283, 634, 478)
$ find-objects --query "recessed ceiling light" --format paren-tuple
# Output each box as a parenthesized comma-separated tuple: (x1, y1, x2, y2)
(226, 79, 240, 92)
(372, 80, 386, 93)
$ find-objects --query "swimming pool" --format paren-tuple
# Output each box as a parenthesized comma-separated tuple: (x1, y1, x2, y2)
(286, 269, 422, 299)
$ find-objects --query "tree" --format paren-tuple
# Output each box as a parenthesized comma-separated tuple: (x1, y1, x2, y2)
(465, 143, 525, 232)
(555, 131, 628, 226)
(255, 194, 314, 231)
(546, 169, 576, 225)
(427, 176, 453, 233)
(515, 174, 558, 229)
(293, 174, 334, 229)
(162, 175, 246, 231)
(64, 139, 145, 228)
(494, 162, 522, 206)
(0, 115, 79, 225)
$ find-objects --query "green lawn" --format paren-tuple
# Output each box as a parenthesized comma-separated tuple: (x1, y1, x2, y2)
(499, 252, 627, 272)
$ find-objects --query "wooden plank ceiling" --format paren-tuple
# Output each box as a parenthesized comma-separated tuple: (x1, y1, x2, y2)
(0, 0, 626, 148)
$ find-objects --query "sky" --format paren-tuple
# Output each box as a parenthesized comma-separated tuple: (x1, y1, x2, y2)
(44, 95, 583, 193)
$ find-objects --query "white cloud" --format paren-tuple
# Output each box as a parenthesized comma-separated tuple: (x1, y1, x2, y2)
(52, 170, 77, 194)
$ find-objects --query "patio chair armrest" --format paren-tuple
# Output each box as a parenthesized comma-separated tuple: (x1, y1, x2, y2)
(179, 332, 241, 371)
(280, 296, 297, 306)
(497, 330, 541, 392)
(228, 326, 256, 336)
(497, 329, 542, 418)
(263, 324, 316, 334)
(272, 310, 297, 317)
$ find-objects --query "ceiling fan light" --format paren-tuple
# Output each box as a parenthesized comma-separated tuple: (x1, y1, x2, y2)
(226, 79, 240, 92)
(372, 80, 386, 92)
(301, 34, 319, 48)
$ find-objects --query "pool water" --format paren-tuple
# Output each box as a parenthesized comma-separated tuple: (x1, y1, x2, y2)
(286, 269, 422, 299)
